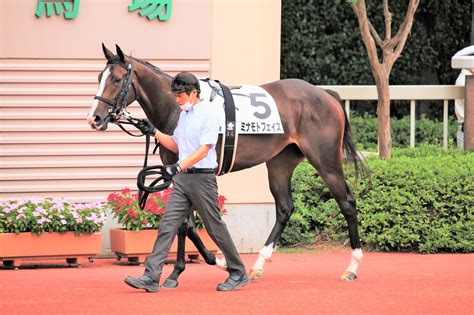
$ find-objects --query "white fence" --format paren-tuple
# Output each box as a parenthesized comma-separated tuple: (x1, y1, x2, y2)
(319, 85, 464, 150)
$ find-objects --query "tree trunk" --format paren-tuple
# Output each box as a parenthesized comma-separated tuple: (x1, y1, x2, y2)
(374, 71, 391, 158)
(351, 0, 420, 159)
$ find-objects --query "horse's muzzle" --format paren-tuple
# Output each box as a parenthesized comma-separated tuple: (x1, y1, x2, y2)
(87, 115, 109, 131)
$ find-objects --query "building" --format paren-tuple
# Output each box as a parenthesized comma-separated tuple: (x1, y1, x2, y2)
(0, 0, 282, 253)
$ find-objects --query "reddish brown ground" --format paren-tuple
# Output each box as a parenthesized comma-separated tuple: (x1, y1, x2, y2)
(1, 250, 473, 314)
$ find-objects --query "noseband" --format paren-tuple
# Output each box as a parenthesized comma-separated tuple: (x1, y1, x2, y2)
(94, 60, 136, 122)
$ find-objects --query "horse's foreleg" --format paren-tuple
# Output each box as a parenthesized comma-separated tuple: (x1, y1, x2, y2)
(250, 146, 303, 280)
(250, 212, 294, 281)
(161, 224, 188, 288)
(250, 241, 277, 281)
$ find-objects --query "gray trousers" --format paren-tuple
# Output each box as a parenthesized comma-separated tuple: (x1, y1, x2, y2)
(144, 172, 246, 281)
(457, 124, 464, 149)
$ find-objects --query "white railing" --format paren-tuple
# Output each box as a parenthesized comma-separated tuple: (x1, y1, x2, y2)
(319, 85, 464, 150)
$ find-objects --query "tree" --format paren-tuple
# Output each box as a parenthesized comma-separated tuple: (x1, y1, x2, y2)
(349, 0, 420, 158)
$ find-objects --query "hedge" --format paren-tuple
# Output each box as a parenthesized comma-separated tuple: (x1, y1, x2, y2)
(350, 113, 458, 150)
(283, 146, 474, 253)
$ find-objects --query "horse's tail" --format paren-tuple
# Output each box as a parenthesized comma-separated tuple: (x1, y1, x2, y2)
(325, 89, 367, 180)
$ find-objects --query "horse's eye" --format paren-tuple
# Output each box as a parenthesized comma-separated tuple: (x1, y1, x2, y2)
(114, 77, 122, 83)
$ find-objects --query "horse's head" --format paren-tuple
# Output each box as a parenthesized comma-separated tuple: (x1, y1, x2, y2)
(87, 44, 137, 130)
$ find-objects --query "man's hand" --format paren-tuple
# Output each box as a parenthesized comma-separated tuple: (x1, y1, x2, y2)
(136, 120, 156, 137)
(164, 163, 182, 180)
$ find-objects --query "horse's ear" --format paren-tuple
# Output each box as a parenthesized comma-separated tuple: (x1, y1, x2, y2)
(115, 44, 126, 64)
(102, 43, 114, 61)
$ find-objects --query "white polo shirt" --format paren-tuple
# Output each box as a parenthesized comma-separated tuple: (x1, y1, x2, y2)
(172, 100, 219, 169)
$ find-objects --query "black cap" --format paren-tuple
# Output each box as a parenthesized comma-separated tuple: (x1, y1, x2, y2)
(171, 72, 200, 95)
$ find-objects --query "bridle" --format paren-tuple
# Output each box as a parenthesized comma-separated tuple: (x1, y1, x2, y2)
(94, 59, 137, 126)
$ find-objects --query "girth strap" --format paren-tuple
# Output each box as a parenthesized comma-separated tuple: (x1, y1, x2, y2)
(217, 82, 238, 175)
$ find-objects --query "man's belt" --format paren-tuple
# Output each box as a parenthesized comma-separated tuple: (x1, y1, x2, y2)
(182, 168, 216, 174)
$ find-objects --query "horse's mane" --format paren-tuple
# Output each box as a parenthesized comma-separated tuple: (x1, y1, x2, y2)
(130, 57, 173, 80)
(105, 54, 173, 80)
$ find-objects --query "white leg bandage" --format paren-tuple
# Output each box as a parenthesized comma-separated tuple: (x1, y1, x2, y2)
(346, 248, 363, 274)
(252, 243, 274, 270)
(215, 257, 227, 270)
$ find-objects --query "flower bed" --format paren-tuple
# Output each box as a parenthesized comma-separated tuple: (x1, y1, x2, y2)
(0, 197, 106, 235)
(107, 187, 227, 230)
(0, 197, 107, 268)
(107, 187, 226, 263)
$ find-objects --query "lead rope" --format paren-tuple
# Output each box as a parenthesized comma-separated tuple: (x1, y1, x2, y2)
(118, 108, 180, 210)
(114, 117, 164, 209)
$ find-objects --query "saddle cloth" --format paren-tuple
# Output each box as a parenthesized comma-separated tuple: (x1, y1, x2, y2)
(199, 79, 284, 135)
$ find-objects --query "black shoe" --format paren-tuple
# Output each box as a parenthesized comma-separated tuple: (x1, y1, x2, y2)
(216, 274, 249, 291)
(124, 275, 159, 293)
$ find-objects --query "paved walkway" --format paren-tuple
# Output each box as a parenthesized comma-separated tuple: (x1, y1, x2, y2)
(1, 251, 473, 314)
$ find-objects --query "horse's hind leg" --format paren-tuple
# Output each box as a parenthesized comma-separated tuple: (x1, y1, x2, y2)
(186, 225, 228, 270)
(250, 144, 304, 280)
(161, 213, 226, 289)
(300, 141, 363, 281)
(161, 223, 188, 288)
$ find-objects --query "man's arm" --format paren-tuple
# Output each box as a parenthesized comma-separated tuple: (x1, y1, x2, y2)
(155, 129, 178, 153)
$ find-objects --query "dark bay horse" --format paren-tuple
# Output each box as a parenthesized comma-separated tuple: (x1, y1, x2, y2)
(87, 44, 365, 283)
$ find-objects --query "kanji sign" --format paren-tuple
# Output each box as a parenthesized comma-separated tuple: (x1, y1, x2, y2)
(35, 0, 80, 19)
(128, 0, 172, 21)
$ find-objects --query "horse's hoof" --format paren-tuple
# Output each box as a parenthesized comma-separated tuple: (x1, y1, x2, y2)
(249, 268, 264, 281)
(340, 271, 358, 281)
(161, 279, 179, 288)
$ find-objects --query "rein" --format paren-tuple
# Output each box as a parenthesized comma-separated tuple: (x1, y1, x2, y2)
(97, 57, 177, 209)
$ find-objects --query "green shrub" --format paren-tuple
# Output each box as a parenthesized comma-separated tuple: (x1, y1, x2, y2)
(284, 146, 474, 253)
(350, 113, 458, 150)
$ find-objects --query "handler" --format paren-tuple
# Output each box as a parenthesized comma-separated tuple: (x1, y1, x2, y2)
(453, 45, 474, 149)
(124, 72, 249, 292)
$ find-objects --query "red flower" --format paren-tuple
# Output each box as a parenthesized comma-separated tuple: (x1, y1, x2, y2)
(161, 189, 171, 203)
(152, 207, 164, 215)
(121, 187, 131, 195)
(126, 208, 138, 218)
(124, 198, 134, 206)
(107, 193, 119, 202)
